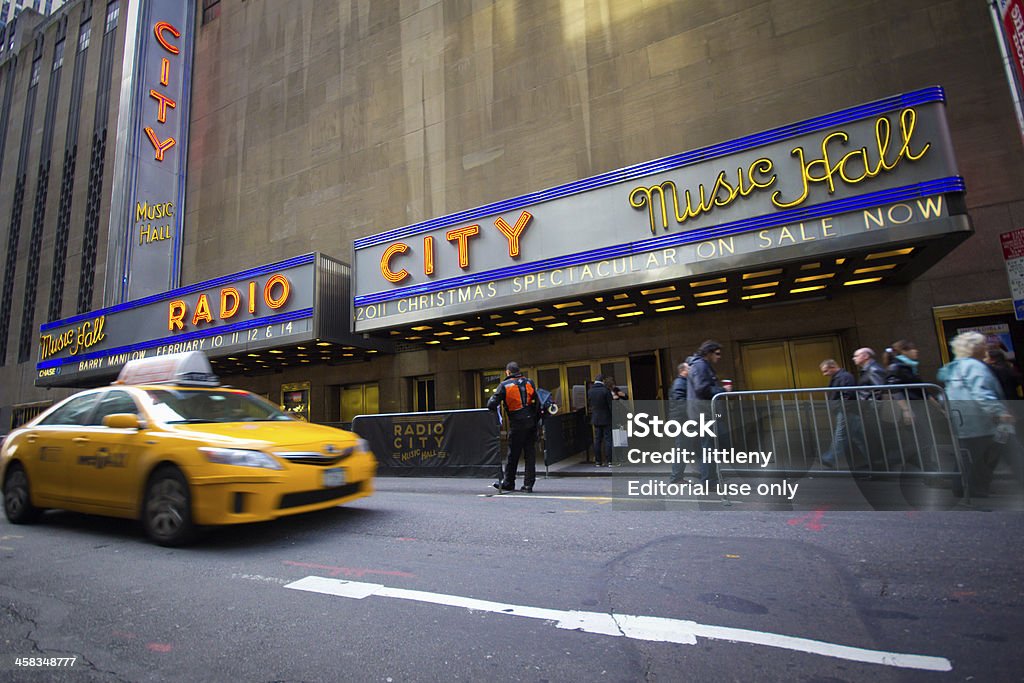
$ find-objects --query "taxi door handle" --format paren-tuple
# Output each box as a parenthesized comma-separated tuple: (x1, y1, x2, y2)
(72, 437, 89, 444)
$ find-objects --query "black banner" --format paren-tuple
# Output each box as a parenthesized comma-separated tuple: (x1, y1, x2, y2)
(352, 409, 500, 477)
(543, 409, 592, 466)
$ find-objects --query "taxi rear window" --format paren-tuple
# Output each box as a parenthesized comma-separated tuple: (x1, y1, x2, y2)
(143, 389, 295, 424)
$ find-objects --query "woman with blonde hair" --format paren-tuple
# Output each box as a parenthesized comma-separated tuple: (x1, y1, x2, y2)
(938, 331, 1014, 496)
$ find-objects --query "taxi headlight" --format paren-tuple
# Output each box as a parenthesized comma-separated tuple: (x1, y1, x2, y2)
(338, 438, 370, 457)
(199, 447, 283, 470)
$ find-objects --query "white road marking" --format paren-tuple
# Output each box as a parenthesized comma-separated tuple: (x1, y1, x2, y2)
(479, 493, 614, 502)
(284, 576, 951, 672)
(479, 492, 740, 505)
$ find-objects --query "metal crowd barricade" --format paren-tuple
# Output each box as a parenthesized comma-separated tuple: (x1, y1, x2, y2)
(709, 383, 970, 493)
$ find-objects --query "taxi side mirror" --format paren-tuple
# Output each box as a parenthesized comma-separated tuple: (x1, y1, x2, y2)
(103, 413, 145, 430)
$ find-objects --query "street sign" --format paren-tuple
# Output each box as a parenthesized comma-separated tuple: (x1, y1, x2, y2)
(1001, 228, 1024, 320)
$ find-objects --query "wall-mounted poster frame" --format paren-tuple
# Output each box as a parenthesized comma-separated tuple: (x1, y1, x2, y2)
(933, 299, 1024, 365)
(281, 381, 311, 422)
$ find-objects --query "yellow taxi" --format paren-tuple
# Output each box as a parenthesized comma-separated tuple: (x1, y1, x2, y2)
(0, 352, 376, 546)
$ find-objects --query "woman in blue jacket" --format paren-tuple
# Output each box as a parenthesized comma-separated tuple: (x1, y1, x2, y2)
(938, 331, 1014, 496)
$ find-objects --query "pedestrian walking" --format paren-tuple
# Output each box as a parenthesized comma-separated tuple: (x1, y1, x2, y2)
(938, 331, 1015, 497)
(687, 340, 730, 485)
(853, 347, 888, 397)
(883, 340, 931, 467)
(819, 359, 869, 470)
(984, 347, 1022, 401)
(588, 374, 614, 467)
(668, 361, 691, 483)
(487, 361, 542, 492)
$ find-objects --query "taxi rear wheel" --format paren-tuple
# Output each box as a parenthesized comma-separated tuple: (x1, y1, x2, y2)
(142, 466, 195, 547)
(3, 464, 42, 524)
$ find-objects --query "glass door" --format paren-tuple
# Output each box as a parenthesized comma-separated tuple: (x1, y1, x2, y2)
(534, 366, 563, 412)
(412, 376, 435, 412)
(566, 363, 594, 411)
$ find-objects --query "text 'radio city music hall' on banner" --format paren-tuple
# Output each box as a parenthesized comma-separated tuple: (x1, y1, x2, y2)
(352, 89, 967, 332)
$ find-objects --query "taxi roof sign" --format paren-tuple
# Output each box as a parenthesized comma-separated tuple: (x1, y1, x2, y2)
(115, 351, 220, 386)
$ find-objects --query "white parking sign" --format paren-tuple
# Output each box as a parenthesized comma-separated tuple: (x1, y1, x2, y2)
(1001, 229, 1024, 321)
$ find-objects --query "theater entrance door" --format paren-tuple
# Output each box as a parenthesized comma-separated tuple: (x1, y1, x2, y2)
(739, 335, 843, 391)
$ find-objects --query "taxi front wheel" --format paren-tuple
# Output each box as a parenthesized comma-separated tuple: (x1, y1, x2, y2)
(143, 466, 195, 547)
(3, 464, 42, 524)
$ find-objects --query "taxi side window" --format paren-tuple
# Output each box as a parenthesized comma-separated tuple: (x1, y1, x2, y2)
(38, 394, 102, 426)
(88, 390, 140, 427)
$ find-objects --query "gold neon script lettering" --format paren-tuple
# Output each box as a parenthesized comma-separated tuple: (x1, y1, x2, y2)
(772, 108, 931, 209)
(630, 159, 776, 235)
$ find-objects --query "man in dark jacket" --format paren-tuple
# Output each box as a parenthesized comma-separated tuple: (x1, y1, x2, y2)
(669, 361, 691, 483)
(854, 347, 887, 399)
(588, 374, 614, 467)
(819, 358, 868, 469)
(687, 341, 729, 485)
(488, 361, 541, 492)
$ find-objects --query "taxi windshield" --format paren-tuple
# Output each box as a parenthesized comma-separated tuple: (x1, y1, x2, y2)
(143, 389, 296, 424)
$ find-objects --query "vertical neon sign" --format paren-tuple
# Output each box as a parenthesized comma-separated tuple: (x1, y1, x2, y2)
(105, 0, 195, 305)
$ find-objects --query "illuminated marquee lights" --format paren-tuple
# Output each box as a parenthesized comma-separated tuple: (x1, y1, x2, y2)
(630, 109, 931, 235)
(370, 108, 934, 294)
(378, 211, 533, 283)
(494, 211, 532, 257)
(445, 225, 480, 268)
(144, 21, 182, 161)
(423, 236, 434, 275)
(168, 274, 291, 331)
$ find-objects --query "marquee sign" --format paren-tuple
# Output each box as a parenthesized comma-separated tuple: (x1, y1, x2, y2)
(352, 87, 967, 332)
(35, 253, 349, 387)
(105, 0, 196, 304)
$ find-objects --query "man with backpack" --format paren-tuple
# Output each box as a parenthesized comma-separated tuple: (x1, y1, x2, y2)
(488, 361, 542, 492)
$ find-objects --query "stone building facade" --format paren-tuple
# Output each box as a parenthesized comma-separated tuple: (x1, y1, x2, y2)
(2, 0, 1023, 428)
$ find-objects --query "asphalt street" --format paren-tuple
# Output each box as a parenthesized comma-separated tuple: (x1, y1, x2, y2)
(0, 474, 1022, 682)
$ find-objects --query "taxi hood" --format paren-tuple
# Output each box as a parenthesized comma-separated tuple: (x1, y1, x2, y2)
(169, 420, 362, 451)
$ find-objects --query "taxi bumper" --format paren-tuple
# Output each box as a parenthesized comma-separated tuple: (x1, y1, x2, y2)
(187, 451, 377, 525)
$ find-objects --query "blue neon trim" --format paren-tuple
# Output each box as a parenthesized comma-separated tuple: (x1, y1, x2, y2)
(354, 87, 946, 250)
(36, 307, 314, 371)
(353, 176, 964, 307)
(41, 253, 316, 332)
(119, 0, 198, 302)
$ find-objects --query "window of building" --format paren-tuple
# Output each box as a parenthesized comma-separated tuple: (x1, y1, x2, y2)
(202, 0, 220, 25)
(77, 20, 89, 51)
(29, 56, 40, 86)
(412, 376, 435, 412)
(10, 401, 52, 430)
(103, 0, 116, 34)
(478, 369, 504, 409)
(52, 38, 63, 70)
